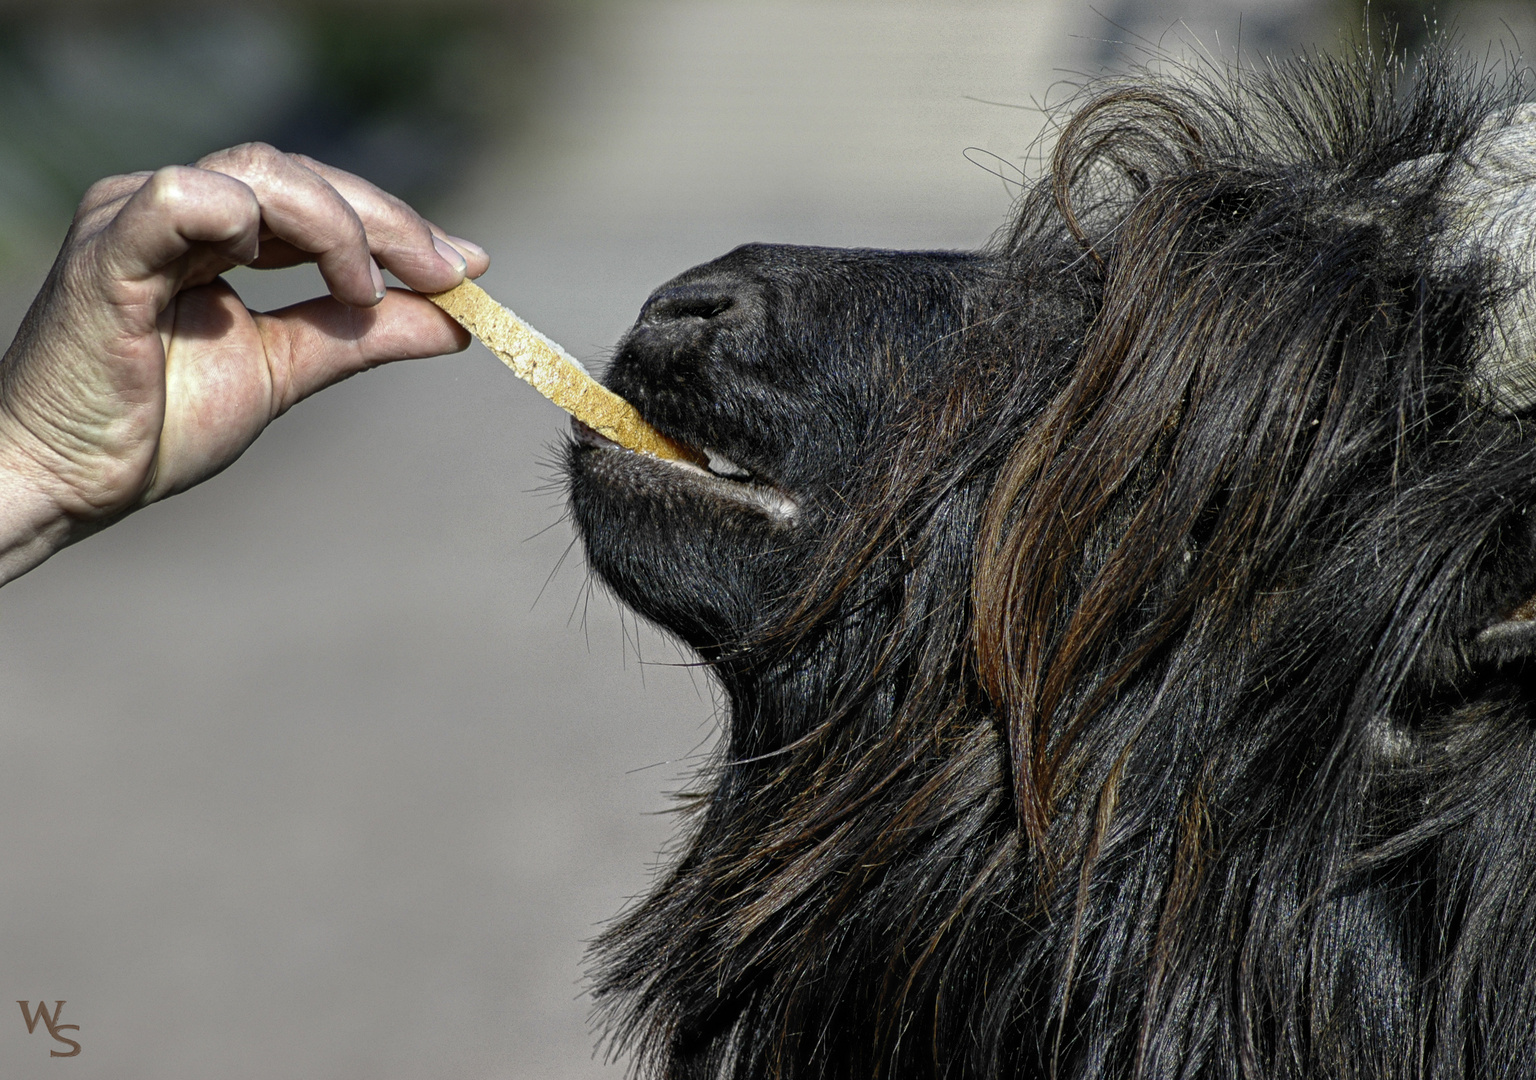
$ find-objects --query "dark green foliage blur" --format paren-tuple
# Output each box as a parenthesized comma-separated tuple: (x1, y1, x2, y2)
(0, 0, 584, 264)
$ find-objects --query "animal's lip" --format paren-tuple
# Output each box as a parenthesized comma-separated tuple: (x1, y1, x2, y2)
(571, 418, 801, 525)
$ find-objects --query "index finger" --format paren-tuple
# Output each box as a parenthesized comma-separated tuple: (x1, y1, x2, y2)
(293, 155, 490, 290)
(193, 144, 389, 308)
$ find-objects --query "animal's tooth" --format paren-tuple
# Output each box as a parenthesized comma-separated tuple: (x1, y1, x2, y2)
(705, 449, 753, 479)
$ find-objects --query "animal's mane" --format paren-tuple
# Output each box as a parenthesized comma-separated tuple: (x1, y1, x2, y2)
(594, 50, 1536, 1079)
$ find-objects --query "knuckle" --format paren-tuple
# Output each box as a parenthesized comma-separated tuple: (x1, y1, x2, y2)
(201, 140, 278, 167)
(144, 164, 199, 210)
(76, 172, 150, 221)
(197, 141, 285, 187)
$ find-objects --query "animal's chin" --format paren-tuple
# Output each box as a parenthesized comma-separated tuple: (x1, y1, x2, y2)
(569, 418, 801, 525)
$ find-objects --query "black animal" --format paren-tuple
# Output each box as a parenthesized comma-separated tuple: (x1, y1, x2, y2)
(567, 51, 1536, 1079)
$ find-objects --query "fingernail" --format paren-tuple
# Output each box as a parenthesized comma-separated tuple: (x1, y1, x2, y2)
(434, 235, 468, 276)
(442, 234, 487, 266)
(369, 258, 386, 301)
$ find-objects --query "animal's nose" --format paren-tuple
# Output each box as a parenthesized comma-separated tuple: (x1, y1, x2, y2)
(638, 277, 753, 328)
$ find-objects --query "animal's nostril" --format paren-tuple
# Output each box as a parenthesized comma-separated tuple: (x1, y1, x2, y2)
(641, 284, 738, 325)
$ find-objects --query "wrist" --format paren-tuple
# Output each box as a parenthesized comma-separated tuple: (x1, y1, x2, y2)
(0, 423, 80, 585)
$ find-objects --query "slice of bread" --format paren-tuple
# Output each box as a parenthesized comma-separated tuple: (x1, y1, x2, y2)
(428, 280, 703, 464)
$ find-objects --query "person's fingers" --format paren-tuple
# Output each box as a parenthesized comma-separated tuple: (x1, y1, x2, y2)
(92, 165, 264, 293)
(256, 289, 472, 413)
(291, 156, 473, 293)
(194, 143, 384, 308)
(429, 228, 491, 279)
(244, 233, 481, 278)
(73, 149, 488, 315)
(249, 233, 488, 281)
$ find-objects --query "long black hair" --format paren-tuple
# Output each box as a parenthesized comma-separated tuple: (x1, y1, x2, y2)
(593, 48, 1536, 1080)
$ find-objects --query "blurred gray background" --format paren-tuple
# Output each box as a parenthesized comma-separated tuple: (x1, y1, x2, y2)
(0, 1, 1525, 1077)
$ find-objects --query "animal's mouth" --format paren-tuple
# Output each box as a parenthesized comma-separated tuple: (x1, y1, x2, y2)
(571, 418, 801, 525)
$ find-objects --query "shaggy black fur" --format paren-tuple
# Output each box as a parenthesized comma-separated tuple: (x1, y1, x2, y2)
(567, 50, 1536, 1080)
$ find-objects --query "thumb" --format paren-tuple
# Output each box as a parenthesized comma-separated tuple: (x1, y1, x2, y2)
(257, 289, 473, 414)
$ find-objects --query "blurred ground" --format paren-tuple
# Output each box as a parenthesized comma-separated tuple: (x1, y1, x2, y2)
(0, 1, 1515, 1077)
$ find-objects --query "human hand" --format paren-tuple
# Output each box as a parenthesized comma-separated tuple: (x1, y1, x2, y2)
(0, 143, 489, 583)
